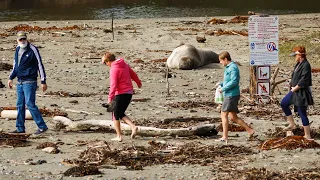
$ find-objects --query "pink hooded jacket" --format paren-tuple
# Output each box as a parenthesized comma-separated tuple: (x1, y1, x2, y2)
(108, 58, 142, 103)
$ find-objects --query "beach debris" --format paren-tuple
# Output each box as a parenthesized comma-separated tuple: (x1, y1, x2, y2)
(0, 80, 5, 88)
(8, 24, 82, 32)
(265, 126, 320, 139)
(62, 141, 253, 170)
(0, 62, 13, 71)
(44, 91, 97, 97)
(0, 33, 9, 37)
(312, 68, 320, 73)
(207, 18, 228, 24)
(260, 136, 320, 150)
(229, 16, 249, 23)
(36, 142, 57, 149)
(166, 100, 218, 110)
(196, 36, 206, 43)
(26, 159, 47, 165)
(131, 98, 151, 102)
(63, 165, 101, 177)
(42, 147, 60, 154)
(216, 167, 320, 179)
(0, 107, 67, 118)
(146, 49, 172, 53)
(150, 58, 167, 63)
(205, 28, 248, 36)
(53, 116, 217, 137)
(132, 59, 145, 63)
(0, 132, 30, 147)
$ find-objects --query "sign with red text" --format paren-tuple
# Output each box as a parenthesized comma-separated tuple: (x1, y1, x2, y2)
(249, 16, 279, 66)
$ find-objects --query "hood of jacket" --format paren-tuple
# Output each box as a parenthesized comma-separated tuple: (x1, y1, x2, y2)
(112, 58, 126, 68)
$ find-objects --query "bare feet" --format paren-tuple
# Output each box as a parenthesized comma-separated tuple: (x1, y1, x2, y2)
(283, 125, 295, 131)
(215, 137, 228, 144)
(111, 136, 122, 142)
(286, 131, 294, 136)
(303, 136, 314, 141)
(131, 126, 138, 139)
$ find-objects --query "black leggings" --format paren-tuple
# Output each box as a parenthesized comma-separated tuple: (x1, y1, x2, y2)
(113, 94, 132, 120)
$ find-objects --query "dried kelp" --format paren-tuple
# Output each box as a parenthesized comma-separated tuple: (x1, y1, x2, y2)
(0, 132, 30, 147)
(8, 24, 81, 32)
(215, 167, 320, 180)
(166, 100, 218, 110)
(63, 165, 101, 177)
(44, 91, 97, 97)
(265, 126, 320, 139)
(63, 141, 254, 170)
(0, 62, 13, 71)
(260, 136, 320, 150)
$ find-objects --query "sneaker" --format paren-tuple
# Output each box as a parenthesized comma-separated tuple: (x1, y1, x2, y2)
(34, 128, 48, 135)
(10, 130, 26, 134)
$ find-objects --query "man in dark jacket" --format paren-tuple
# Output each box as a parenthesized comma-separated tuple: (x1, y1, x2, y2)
(280, 46, 313, 140)
(8, 31, 48, 135)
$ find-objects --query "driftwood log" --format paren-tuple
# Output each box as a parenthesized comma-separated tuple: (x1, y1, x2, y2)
(53, 116, 217, 137)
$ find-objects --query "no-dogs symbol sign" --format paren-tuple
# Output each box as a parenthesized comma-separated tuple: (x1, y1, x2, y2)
(257, 82, 270, 95)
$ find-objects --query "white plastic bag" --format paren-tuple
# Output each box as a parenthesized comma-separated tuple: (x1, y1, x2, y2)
(214, 86, 224, 104)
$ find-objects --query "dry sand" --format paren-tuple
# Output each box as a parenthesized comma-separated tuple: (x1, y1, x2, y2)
(0, 13, 320, 179)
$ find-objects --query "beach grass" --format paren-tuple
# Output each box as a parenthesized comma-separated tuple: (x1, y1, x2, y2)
(280, 31, 320, 66)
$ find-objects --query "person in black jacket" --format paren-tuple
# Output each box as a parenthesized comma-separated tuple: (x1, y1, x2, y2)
(7, 31, 48, 135)
(280, 46, 314, 140)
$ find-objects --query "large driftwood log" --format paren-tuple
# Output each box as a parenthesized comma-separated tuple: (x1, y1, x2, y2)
(53, 116, 217, 137)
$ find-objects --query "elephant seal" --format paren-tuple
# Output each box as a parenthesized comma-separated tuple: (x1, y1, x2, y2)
(166, 44, 219, 70)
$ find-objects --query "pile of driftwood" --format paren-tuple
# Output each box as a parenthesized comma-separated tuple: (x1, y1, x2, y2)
(62, 141, 254, 170)
(260, 136, 320, 150)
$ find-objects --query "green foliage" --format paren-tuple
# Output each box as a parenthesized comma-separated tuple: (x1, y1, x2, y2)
(279, 32, 320, 66)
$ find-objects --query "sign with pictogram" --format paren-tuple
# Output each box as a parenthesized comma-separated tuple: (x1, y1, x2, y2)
(249, 16, 279, 66)
(257, 82, 270, 95)
(257, 66, 270, 80)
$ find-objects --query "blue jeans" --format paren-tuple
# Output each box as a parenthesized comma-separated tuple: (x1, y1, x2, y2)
(16, 82, 47, 132)
(280, 91, 309, 126)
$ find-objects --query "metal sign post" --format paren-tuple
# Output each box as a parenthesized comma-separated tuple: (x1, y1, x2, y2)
(248, 15, 279, 103)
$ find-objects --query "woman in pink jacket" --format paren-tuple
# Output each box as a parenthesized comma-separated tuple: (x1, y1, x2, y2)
(102, 52, 142, 142)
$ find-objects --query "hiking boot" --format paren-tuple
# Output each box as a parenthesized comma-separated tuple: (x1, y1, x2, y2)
(10, 130, 26, 133)
(34, 128, 48, 135)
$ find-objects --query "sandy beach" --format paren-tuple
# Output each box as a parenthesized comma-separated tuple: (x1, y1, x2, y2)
(0, 13, 320, 179)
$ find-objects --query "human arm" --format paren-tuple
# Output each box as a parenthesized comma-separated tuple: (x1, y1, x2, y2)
(129, 66, 142, 88)
(108, 69, 118, 103)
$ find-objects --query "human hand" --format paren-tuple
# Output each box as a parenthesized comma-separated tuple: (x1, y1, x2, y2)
(215, 82, 221, 88)
(41, 84, 47, 92)
(7, 80, 13, 89)
(137, 83, 142, 88)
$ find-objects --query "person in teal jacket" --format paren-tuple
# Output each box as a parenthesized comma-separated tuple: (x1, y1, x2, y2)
(216, 51, 254, 143)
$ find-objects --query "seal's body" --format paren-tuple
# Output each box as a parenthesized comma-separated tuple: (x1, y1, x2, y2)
(166, 44, 219, 70)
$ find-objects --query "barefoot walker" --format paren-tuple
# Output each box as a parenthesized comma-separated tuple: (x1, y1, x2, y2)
(216, 51, 254, 143)
(280, 46, 314, 140)
(8, 31, 48, 135)
(102, 52, 142, 141)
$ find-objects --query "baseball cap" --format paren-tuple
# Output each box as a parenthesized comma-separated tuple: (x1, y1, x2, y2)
(17, 31, 27, 39)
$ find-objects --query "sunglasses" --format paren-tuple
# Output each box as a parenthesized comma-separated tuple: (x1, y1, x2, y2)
(18, 38, 27, 41)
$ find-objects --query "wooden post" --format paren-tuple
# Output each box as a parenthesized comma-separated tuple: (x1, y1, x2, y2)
(249, 66, 256, 100)
(111, 11, 114, 41)
(166, 64, 170, 95)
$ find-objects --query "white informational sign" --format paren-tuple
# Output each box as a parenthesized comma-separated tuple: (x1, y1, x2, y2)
(257, 82, 270, 95)
(257, 66, 270, 80)
(249, 16, 279, 66)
